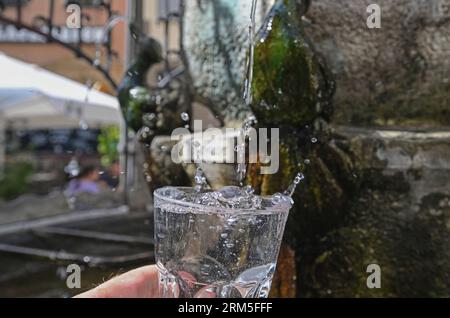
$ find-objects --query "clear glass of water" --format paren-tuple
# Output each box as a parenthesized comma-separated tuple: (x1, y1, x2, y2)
(154, 186, 292, 298)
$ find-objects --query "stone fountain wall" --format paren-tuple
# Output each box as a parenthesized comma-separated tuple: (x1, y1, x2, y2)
(306, 0, 450, 126)
(181, 0, 450, 297)
(184, 0, 450, 127)
(183, 0, 273, 126)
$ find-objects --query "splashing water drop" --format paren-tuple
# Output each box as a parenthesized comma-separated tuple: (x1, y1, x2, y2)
(79, 119, 88, 130)
(194, 168, 208, 193)
(244, 185, 255, 195)
(193, 140, 201, 149)
(284, 173, 305, 197)
(181, 112, 190, 122)
(243, 116, 258, 131)
(143, 113, 156, 126)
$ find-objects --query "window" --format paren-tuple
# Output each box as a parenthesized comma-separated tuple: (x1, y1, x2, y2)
(64, 0, 103, 8)
(1, 0, 30, 6)
(159, 0, 181, 20)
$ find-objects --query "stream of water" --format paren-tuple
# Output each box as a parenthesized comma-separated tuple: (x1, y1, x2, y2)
(236, 0, 303, 197)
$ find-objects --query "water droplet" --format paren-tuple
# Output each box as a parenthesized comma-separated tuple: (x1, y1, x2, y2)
(181, 112, 190, 122)
(244, 186, 255, 195)
(79, 120, 88, 130)
(294, 173, 305, 184)
(143, 113, 156, 126)
(284, 173, 305, 197)
(311, 137, 318, 143)
(227, 217, 238, 225)
(194, 168, 207, 192)
(235, 145, 244, 152)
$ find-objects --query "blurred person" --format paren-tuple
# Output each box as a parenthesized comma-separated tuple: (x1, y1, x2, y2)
(66, 165, 101, 197)
(99, 160, 121, 190)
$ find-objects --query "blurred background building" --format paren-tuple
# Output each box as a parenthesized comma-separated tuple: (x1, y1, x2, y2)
(0, 0, 182, 90)
(0, 0, 127, 92)
(0, 0, 169, 297)
(0, 0, 183, 198)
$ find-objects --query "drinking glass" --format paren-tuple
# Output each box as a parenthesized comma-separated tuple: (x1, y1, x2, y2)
(154, 187, 292, 298)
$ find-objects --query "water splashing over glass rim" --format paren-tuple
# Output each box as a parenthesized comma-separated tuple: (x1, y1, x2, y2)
(154, 187, 293, 215)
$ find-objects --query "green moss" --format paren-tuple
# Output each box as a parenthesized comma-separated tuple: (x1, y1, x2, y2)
(251, 0, 333, 129)
(0, 162, 34, 201)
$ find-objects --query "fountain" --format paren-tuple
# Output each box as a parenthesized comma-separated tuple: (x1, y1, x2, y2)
(123, 0, 449, 297)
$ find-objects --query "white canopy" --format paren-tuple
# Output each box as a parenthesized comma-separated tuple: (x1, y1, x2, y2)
(0, 52, 123, 174)
(0, 52, 122, 130)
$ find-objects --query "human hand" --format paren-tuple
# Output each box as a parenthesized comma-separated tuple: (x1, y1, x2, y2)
(75, 265, 159, 298)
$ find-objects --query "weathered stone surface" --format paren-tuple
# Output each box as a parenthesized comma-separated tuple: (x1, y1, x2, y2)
(305, 0, 450, 126)
(0, 191, 69, 224)
(299, 127, 450, 297)
(0, 190, 125, 225)
(245, 126, 450, 297)
(180, 0, 450, 297)
(184, 0, 450, 126)
(183, 0, 273, 126)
